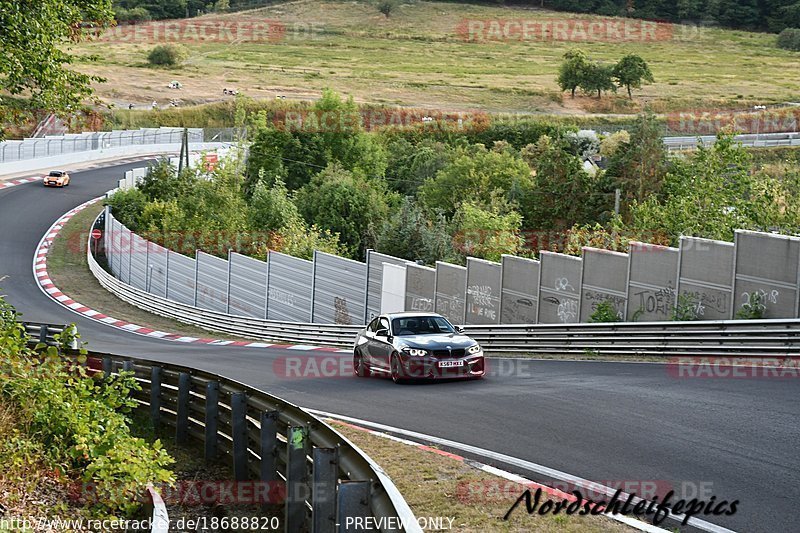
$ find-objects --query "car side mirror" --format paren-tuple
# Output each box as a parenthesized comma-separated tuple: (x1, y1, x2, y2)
(455, 325, 464, 333)
(376, 328, 390, 338)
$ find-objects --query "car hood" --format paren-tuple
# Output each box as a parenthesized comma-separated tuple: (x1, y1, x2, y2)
(396, 334, 475, 349)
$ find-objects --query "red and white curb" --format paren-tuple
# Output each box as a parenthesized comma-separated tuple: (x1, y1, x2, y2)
(0, 176, 42, 189)
(32, 197, 350, 353)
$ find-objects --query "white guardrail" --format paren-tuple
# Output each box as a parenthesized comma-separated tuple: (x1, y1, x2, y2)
(87, 215, 800, 357)
(0, 128, 231, 175)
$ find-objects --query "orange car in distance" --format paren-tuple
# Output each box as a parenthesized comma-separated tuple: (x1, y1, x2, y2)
(43, 170, 70, 187)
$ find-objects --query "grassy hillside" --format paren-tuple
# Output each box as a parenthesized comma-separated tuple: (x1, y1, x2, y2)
(76, 0, 800, 115)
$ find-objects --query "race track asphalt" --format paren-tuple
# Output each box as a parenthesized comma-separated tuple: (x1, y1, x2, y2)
(1, 161, 797, 532)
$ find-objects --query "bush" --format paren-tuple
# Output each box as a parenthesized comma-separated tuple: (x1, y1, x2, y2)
(735, 292, 767, 320)
(589, 300, 621, 323)
(0, 296, 174, 516)
(147, 44, 187, 67)
(671, 293, 700, 321)
(378, 0, 399, 17)
(777, 28, 800, 51)
(114, 7, 151, 22)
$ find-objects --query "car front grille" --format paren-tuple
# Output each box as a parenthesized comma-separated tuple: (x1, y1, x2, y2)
(432, 349, 466, 359)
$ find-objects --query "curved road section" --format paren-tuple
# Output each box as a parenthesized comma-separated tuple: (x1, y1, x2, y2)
(1, 162, 797, 532)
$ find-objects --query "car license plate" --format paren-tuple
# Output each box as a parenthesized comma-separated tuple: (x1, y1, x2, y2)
(438, 360, 462, 368)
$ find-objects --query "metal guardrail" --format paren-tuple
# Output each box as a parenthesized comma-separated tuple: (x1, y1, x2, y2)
(664, 131, 800, 151)
(464, 319, 800, 357)
(88, 351, 419, 532)
(17, 322, 419, 532)
(88, 230, 800, 357)
(88, 238, 363, 346)
(22, 322, 67, 346)
(0, 128, 204, 163)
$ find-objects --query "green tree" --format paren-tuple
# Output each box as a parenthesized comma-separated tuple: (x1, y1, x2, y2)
(383, 137, 454, 196)
(106, 188, 148, 230)
(248, 175, 299, 233)
(377, 0, 399, 17)
(521, 135, 601, 231)
(629, 134, 788, 244)
(557, 49, 590, 98)
(613, 54, 655, 99)
(376, 197, 459, 264)
(246, 90, 387, 193)
(418, 145, 533, 218)
(451, 201, 523, 262)
(295, 163, 394, 259)
(580, 63, 616, 99)
(137, 158, 196, 201)
(246, 173, 342, 261)
(0, 0, 114, 114)
(606, 112, 669, 211)
(147, 44, 188, 67)
(777, 27, 800, 50)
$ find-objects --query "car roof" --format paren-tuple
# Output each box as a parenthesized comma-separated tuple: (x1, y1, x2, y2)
(384, 312, 443, 319)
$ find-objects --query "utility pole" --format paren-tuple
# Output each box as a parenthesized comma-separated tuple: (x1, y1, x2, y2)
(614, 188, 621, 215)
(177, 127, 189, 174)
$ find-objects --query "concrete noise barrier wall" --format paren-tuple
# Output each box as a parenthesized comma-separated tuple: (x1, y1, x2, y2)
(405, 264, 436, 313)
(228, 252, 269, 319)
(626, 242, 678, 321)
(538, 251, 582, 324)
(465, 258, 501, 325)
(579, 247, 629, 322)
(677, 237, 734, 321)
(166, 250, 197, 306)
(146, 241, 169, 298)
(312, 251, 368, 325)
(732, 230, 800, 318)
(365, 250, 409, 323)
(380, 264, 407, 314)
(267, 251, 313, 323)
(434, 262, 467, 324)
(500, 255, 540, 324)
(128, 233, 149, 292)
(195, 251, 229, 313)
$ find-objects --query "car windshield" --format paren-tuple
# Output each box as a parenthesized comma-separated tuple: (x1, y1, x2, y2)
(392, 316, 455, 336)
(48, 171, 63, 177)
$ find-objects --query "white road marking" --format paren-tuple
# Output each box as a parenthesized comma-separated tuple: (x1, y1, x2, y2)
(309, 410, 738, 533)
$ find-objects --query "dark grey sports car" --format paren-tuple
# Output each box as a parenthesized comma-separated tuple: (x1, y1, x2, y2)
(353, 312, 485, 383)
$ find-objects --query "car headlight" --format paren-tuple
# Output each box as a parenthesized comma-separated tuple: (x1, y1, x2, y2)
(467, 344, 482, 355)
(403, 348, 428, 357)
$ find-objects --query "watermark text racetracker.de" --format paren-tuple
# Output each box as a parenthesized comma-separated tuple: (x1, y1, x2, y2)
(668, 356, 800, 378)
(84, 18, 324, 44)
(273, 355, 534, 379)
(1, 516, 280, 531)
(457, 18, 678, 42)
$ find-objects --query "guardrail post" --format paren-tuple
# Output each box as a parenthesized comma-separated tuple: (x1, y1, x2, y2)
(312, 447, 338, 533)
(286, 426, 309, 531)
(204, 381, 219, 461)
(122, 360, 133, 373)
(150, 367, 162, 428)
(103, 356, 112, 379)
(260, 411, 279, 482)
(39, 325, 48, 345)
(231, 392, 249, 481)
(260, 410, 280, 512)
(175, 372, 191, 445)
(336, 481, 370, 533)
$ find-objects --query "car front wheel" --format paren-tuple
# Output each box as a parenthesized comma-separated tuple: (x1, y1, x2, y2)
(390, 354, 408, 384)
(354, 351, 370, 378)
